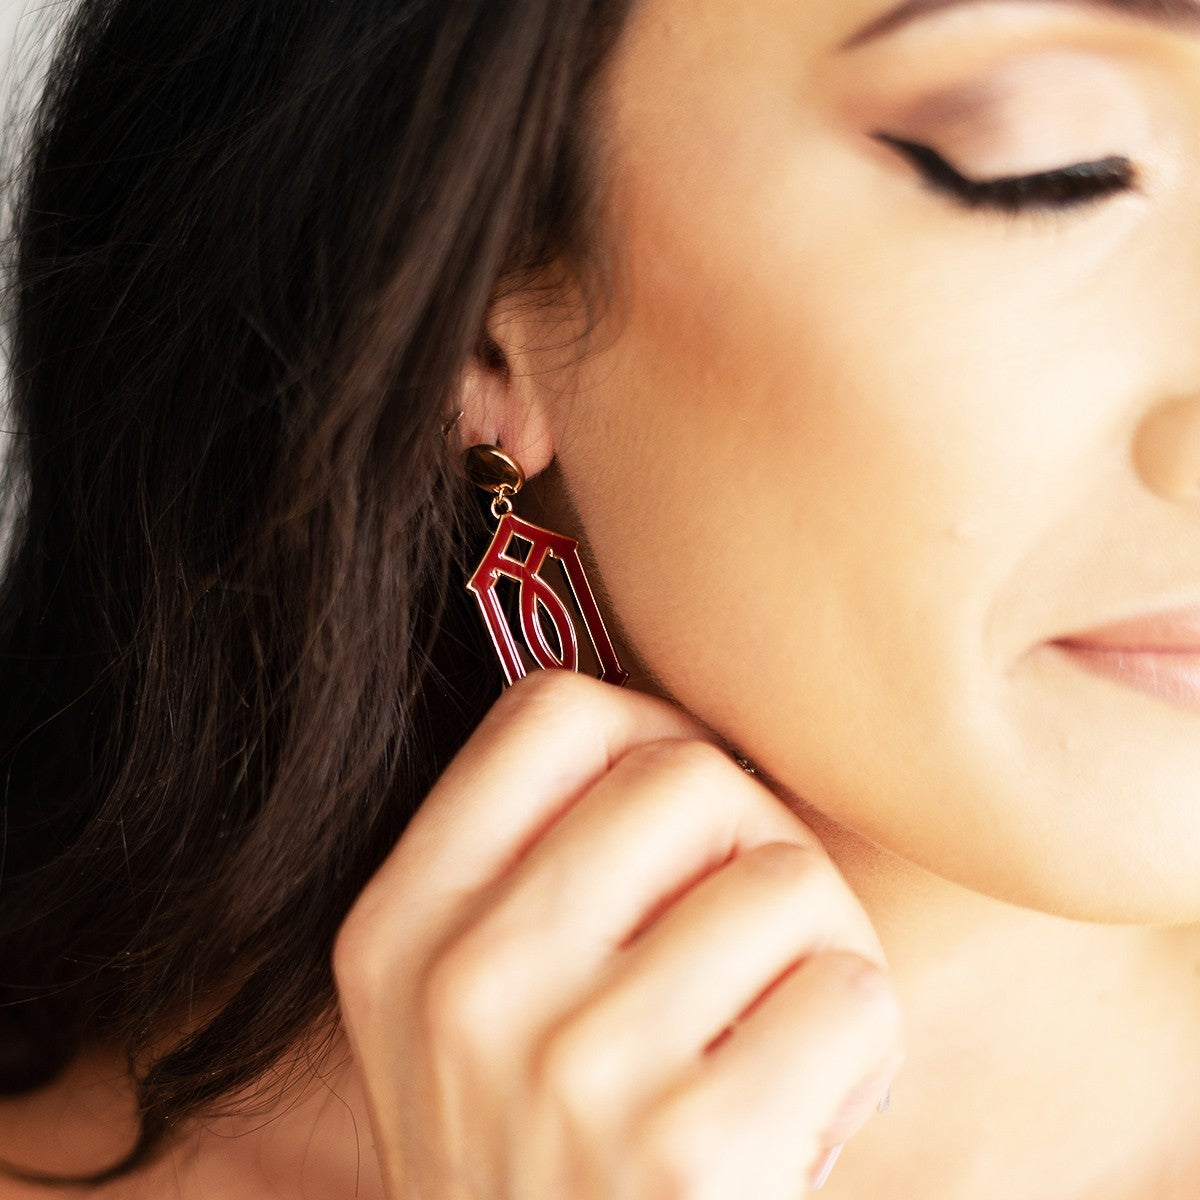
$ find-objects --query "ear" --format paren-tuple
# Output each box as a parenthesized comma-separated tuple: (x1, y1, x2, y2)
(447, 301, 556, 479)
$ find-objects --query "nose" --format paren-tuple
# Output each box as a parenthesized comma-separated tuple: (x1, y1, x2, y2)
(1132, 394, 1200, 503)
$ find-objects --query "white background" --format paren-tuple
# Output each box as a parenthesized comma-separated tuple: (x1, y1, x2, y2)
(2, 0, 65, 127)
(0, 0, 64, 469)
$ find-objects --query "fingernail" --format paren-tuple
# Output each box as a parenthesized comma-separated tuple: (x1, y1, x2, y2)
(877, 1086, 891, 1114)
(810, 1143, 844, 1191)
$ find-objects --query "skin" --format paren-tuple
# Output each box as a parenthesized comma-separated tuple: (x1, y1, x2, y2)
(6, 0, 1200, 1196)
(527, 0, 1200, 925)
(455, 0, 1200, 1193)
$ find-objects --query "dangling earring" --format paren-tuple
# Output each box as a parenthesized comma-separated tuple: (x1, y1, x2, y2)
(463, 444, 628, 688)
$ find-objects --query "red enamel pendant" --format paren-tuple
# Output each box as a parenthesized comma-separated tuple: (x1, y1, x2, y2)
(467, 509, 628, 687)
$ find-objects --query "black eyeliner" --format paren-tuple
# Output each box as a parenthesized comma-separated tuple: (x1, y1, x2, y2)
(872, 132, 1137, 214)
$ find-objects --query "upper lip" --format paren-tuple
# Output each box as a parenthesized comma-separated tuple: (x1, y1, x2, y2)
(1053, 606, 1200, 653)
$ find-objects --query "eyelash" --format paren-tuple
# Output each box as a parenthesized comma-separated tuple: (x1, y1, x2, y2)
(872, 132, 1138, 216)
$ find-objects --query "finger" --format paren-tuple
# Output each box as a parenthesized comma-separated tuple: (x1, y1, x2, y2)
(527, 840, 884, 1116)
(340, 672, 708, 959)
(632, 952, 903, 1200)
(463, 734, 878, 1027)
(430, 738, 841, 1043)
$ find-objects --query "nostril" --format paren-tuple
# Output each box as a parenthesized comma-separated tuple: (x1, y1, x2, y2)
(1132, 394, 1200, 503)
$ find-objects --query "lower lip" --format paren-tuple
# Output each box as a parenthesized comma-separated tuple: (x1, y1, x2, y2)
(1051, 643, 1200, 712)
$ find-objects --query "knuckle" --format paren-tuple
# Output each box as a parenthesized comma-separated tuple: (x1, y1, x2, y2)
(532, 1015, 624, 1111)
(824, 952, 903, 1032)
(738, 838, 823, 882)
(741, 840, 842, 916)
(418, 927, 514, 1048)
(786, 855, 847, 916)
(618, 736, 733, 792)
(736, 843, 868, 941)
(331, 906, 392, 1015)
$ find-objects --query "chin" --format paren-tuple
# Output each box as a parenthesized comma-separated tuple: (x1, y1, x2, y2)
(980, 645, 1200, 925)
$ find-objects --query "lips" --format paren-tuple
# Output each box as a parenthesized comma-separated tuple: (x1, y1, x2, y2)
(1054, 607, 1200, 653)
(1050, 607, 1200, 711)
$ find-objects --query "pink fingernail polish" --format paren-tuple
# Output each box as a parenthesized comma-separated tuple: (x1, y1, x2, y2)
(810, 1143, 844, 1191)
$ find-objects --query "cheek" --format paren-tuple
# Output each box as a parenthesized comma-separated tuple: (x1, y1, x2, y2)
(543, 0, 1200, 920)
(559, 169, 1064, 711)
(555, 207, 1006, 800)
(550, 135, 1198, 918)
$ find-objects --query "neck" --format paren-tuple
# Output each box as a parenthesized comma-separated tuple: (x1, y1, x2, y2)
(803, 807, 1200, 1199)
(569, 645, 1200, 1198)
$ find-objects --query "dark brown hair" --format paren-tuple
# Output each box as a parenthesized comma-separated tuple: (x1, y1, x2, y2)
(0, 0, 633, 1180)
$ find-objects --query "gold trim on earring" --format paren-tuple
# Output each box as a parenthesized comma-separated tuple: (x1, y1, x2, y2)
(464, 444, 524, 516)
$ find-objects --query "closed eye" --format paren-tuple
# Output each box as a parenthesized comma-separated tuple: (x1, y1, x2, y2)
(873, 132, 1138, 215)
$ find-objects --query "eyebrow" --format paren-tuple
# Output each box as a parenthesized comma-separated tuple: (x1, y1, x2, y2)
(841, 0, 1200, 49)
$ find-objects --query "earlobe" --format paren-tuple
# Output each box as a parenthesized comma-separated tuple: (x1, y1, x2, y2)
(447, 330, 555, 479)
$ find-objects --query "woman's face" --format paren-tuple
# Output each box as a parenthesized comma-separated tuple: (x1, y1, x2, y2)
(531, 0, 1200, 922)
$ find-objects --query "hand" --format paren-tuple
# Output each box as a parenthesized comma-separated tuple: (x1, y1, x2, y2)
(334, 672, 902, 1199)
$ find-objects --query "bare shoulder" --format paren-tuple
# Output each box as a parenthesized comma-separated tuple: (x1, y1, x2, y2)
(0, 1055, 231, 1200)
(0, 1037, 383, 1200)
(0, 1049, 144, 1199)
(0, 1114, 283, 1200)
